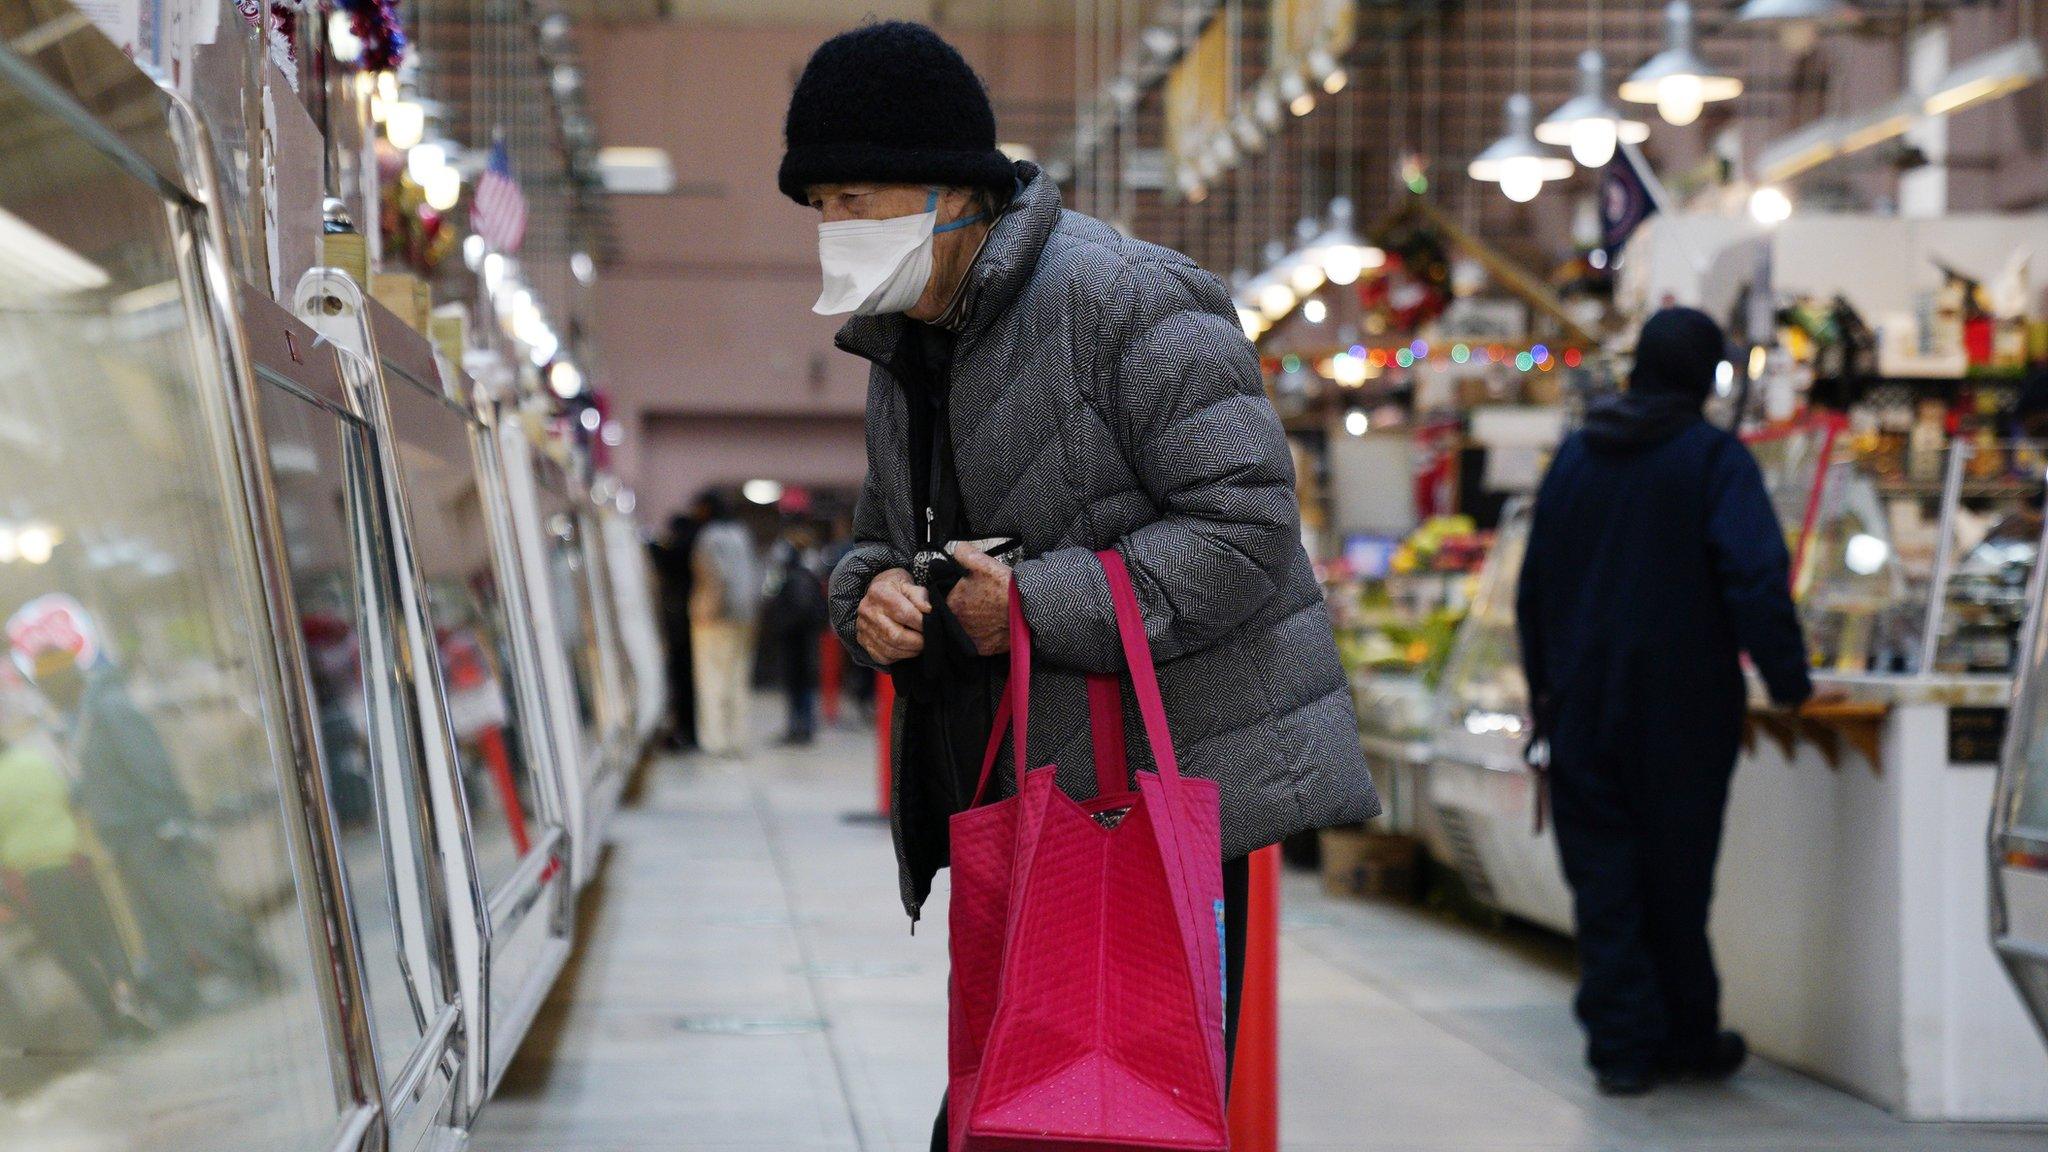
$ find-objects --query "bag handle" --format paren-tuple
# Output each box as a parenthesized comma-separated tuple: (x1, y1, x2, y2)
(969, 584, 1128, 807)
(1095, 548, 1182, 781)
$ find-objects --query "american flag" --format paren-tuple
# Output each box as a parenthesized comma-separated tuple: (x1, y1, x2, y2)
(471, 139, 527, 255)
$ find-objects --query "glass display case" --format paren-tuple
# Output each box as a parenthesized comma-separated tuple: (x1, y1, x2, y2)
(1991, 466, 2048, 1045)
(241, 291, 460, 1152)
(1432, 503, 1533, 763)
(369, 305, 557, 904)
(1797, 434, 2046, 676)
(1744, 414, 1839, 585)
(596, 493, 668, 746)
(1421, 502, 1572, 933)
(0, 36, 358, 1152)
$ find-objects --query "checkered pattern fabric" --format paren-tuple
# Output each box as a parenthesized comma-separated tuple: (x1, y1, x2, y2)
(829, 164, 1380, 916)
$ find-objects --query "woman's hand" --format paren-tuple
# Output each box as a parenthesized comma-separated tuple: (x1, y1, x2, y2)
(948, 544, 1012, 655)
(856, 568, 929, 664)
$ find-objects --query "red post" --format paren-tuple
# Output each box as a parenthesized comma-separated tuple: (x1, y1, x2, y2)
(874, 673, 895, 817)
(820, 632, 844, 725)
(1228, 845, 1280, 1152)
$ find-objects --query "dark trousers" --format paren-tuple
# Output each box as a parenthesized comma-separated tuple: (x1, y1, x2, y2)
(22, 862, 135, 1034)
(929, 854, 1251, 1150)
(782, 630, 821, 741)
(1547, 737, 1737, 1075)
(661, 612, 696, 747)
(104, 832, 268, 1011)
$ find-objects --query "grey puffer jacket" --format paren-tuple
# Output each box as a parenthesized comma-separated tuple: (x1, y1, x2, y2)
(830, 164, 1379, 915)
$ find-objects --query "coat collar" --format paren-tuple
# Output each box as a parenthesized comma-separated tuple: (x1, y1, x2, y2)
(833, 162, 1062, 367)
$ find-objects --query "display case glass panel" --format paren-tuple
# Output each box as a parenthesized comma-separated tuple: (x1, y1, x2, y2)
(1928, 441, 2045, 675)
(0, 73, 341, 1151)
(380, 366, 545, 898)
(535, 475, 605, 763)
(1798, 448, 1936, 673)
(1797, 436, 2045, 675)
(1744, 417, 1836, 570)
(1434, 504, 1532, 745)
(258, 367, 441, 1087)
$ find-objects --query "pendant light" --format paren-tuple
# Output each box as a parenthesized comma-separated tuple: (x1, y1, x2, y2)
(1620, 1, 1742, 126)
(1735, 0, 1858, 54)
(1471, 94, 1575, 203)
(1472, 0, 1574, 201)
(1538, 0, 1646, 167)
(1540, 0, 1646, 163)
(1538, 51, 1650, 167)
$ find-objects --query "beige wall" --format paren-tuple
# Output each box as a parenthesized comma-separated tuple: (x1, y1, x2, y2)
(585, 19, 1073, 518)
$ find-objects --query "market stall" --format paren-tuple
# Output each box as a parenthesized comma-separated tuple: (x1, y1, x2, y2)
(1413, 419, 2048, 1117)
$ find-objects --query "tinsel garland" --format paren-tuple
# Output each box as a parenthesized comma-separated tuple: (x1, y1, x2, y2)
(334, 0, 406, 73)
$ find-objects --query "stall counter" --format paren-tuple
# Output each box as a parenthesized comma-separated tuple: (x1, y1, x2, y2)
(1715, 670, 2048, 1120)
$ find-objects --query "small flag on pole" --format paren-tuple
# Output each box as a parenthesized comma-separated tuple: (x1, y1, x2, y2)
(1600, 144, 1659, 256)
(472, 138, 528, 255)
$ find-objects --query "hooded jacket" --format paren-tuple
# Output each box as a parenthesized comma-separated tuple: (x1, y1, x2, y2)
(1516, 309, 1811, 769)
(829, 164, 1380, 919)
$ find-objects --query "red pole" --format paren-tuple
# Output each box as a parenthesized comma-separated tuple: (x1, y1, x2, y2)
(820, 632, 843, 725)
(874, 672, 895, 817)
(1228, 845, 1280, 1152)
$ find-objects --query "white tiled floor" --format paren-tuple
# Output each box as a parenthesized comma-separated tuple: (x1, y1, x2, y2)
(471, 712, 2048, 1151)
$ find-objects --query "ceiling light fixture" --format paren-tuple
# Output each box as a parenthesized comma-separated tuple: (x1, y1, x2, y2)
(1619, 2, 1743, 126)
(1538, 50, 1650, 167)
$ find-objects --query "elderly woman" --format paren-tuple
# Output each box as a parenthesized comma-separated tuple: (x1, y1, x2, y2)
(779, 19, 1379, 1141)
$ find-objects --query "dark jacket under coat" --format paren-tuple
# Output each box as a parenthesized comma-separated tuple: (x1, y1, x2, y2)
(1516, 417, 1813, 772)
(828, 163, 1380, 919)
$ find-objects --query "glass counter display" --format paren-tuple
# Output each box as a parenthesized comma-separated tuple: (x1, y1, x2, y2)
(0, 32, 361, 1152)
(1796, 434, 2046, 677)
(1419, 503, 1575, 934)
(1991, 486, 2048, 1052)
(1712, 427, 2048, 1120)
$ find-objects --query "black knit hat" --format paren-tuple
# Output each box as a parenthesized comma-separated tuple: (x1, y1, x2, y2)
(778, 21, 1016, 205)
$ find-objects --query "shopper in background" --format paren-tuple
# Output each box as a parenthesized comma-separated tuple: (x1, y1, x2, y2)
(30, 647, 272, 1018)
(650, 507, 704, 750)
(1516, 306, 1813, 1097)
(689, 490, 761, 756)
(765, 521, 828, 745)
(0, 685, 145, 1039)
(783, 22, 1378, 1142)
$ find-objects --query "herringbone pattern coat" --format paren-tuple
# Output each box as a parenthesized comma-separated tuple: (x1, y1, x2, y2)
(828, 164, 1379, 916)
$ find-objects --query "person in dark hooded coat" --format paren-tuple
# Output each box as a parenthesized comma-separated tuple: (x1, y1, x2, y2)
(1516, 307, 1813, 1096)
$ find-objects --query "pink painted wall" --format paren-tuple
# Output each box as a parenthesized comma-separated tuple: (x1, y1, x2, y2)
(584, 20, 1074, 522)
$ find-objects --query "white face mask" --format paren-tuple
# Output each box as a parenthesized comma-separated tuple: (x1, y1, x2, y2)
(812, 189, 984, 317)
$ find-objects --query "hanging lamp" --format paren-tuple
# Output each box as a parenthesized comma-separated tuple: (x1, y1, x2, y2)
(1470, 93, 1575, 203)
(1538, 50, 1650, 167)
(1620, 1, 1742, 126)
(1735, 0, 1858, 54)
(1305, 197, 1385, 285)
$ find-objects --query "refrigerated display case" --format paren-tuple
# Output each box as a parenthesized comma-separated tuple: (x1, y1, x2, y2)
(0, 25, 384, 1151)
(497, 424, 623, 889)
(293, 270, 573, 1105)
(1419, 503, 1574, 933)
(1994, 549, 2048, 1055)
(1711, 430, 2048, 1119)
(234, 286, 464, 1148)
(594, 487, 666, 749)
(1795, 436, 2046, 677)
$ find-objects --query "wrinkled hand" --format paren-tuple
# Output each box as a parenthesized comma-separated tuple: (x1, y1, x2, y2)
(856, 568, 929, 665)
(948, 544, 1013, 655)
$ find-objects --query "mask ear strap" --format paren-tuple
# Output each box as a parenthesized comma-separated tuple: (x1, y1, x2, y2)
(926, 186, 985, 234)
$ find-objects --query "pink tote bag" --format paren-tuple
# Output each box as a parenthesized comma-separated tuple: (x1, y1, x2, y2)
(947, 549, 1228, 1151)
